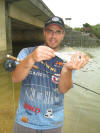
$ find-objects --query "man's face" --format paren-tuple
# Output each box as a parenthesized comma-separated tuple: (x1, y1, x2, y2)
(43, 24, 65, 51)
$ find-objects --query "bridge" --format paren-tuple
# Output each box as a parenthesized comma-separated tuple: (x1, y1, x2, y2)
(0, 0, 54, 62)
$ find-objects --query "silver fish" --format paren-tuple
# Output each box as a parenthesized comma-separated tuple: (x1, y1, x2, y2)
(55, 47, 92, 62)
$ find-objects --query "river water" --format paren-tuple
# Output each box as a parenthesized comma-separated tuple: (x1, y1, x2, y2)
(0, 47, 100, 133)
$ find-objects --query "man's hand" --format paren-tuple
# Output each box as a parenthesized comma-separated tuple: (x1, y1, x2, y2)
(63, 51, 89, 70)
(31, 46, 55, 62)
(11, 46, 55, 82)
(59, 51, 88, 94)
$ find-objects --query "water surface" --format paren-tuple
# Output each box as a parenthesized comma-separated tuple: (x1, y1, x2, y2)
(63, 47, 100, 133)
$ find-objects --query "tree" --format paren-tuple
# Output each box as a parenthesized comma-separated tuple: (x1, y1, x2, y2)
(82, 23, 92, 33)
(74, 23, 100, 39)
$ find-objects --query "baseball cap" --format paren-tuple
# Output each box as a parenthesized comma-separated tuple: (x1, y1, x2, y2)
(44, 16, 65, 30)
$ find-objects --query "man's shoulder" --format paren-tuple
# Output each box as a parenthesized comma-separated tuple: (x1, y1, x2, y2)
(16, 46, 36, 60)
(20, 47, 36, 54)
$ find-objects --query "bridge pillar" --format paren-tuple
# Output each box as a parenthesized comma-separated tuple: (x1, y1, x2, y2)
(0, 0, 12, 63)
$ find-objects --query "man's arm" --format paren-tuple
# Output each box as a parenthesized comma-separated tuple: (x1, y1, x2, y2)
(58, 66, 73, 94)
(11, 46, 55, 83)
(11, 54, 35, 82)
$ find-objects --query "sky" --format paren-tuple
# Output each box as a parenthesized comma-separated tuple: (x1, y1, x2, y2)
(42, 0, 100, 28)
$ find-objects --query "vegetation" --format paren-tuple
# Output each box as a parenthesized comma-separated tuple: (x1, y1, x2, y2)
(74, 23, 100, 39)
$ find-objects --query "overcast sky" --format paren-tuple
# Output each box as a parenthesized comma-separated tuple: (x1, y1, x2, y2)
(42, 0, 100, 28)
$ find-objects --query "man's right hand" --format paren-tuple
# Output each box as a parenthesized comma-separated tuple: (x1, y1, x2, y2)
(11, 46, 55, 82)
(31, 46, 55, 62)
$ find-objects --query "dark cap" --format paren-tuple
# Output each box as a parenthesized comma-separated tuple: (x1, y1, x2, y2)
(45, 16, 65, 30)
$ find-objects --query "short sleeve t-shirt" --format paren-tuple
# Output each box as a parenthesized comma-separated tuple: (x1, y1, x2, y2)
(15, 47, 75, 130)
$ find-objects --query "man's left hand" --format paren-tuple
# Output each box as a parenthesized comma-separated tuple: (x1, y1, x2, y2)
(63, 51, 89, 70)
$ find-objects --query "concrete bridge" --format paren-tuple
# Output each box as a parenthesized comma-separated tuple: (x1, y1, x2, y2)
(0, 0, 54, 62)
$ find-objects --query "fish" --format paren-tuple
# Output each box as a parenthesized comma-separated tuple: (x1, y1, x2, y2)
(55, 47, 93, 62)
(55, 47, 77, 62)
(55, 51, 75, 62)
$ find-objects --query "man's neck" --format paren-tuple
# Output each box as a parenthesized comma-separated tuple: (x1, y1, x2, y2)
(44, 43, 60, 51)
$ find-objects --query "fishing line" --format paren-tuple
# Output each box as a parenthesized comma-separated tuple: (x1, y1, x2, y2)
(5, 54, 100, 96)
(73, 82, 100, 96)
(12, 81, 16, 113)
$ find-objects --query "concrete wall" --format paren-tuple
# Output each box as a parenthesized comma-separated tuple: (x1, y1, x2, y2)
(63, 28, 99, 47)
(0, 0, 7, 63)
(0, 0, 12, 63)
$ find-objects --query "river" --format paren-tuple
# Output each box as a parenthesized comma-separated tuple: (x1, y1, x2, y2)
(0, 47, 100, 133)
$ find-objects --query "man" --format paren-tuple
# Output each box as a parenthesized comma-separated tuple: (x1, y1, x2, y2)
(12, 16, 88, 133)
